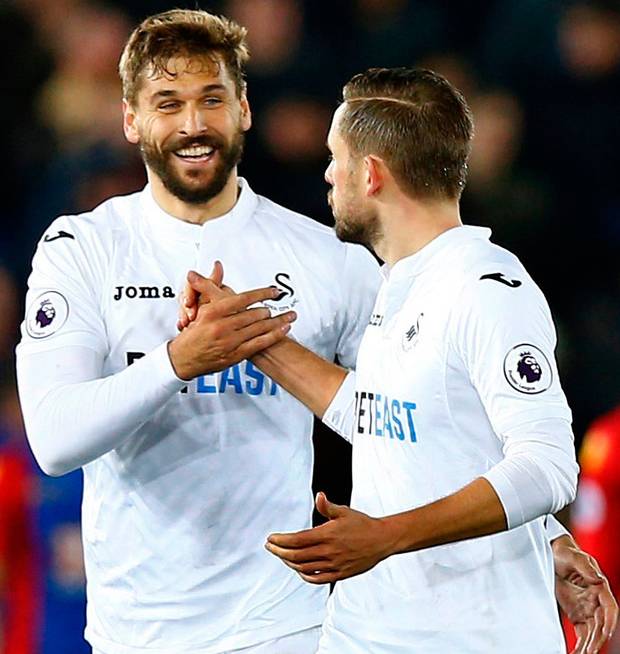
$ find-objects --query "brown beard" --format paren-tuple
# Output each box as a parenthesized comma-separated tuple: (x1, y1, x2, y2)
(330, 192, 382, 249)
(140, 129, 245, 205)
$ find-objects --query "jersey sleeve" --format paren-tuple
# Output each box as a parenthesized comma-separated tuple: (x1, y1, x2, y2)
(545, 514, 570, 542)
(451, 263, 578, 528)
(334, 243, 381, 369)
(451, 264, 572, 435)
(18, 215, 108, 356)
(16, 215, 186, 477)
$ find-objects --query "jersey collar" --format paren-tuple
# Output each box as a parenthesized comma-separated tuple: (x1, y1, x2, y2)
(140, 177, 258, 243)
(381, 225, 492, 283)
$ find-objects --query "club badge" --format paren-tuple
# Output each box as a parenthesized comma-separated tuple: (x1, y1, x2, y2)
(402, 313, 424, 351)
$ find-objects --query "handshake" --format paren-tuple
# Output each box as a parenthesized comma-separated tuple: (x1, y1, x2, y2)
(168, 261, 296, 381)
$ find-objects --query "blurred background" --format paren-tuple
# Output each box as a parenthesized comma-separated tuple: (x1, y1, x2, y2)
(2, 0, 620, 651)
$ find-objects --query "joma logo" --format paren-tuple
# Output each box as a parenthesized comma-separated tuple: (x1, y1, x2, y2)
(114, 285, 176, 300)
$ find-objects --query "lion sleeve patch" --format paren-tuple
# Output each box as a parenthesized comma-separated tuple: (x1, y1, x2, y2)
(503, 344, 553, 394)
(25, 291, 69, 339)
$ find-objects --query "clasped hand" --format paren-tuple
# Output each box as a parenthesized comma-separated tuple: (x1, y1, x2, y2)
(169, 262, 296, 380)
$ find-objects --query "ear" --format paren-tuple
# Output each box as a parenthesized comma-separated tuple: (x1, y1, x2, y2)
(122, 99, 140, 145)
(363, 155, 384, 197)
(239, 93, 252, 132)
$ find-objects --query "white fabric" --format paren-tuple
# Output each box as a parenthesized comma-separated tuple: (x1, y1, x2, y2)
(93, 626, 322, 654)
(321, 371, 357, 442)
(17, 344, 184, 476)
(16, 179, 381, 654)
(323, 372, 575, 529)
(228, 626, 321, 653)
(320, 225, 577, 654)
(483, 417, 577, 528)
(545, 514, 570, 542)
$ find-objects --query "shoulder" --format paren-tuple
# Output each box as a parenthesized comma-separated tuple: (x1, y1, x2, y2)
(254, 194, 338, 242)
(43, 191, 140, 241)
(37, 190, 142, 262)
(453, 237, 546, 313)
(253, 193, 380, 277)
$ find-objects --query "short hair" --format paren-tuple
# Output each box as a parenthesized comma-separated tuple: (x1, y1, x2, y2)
(340, 68, 474, 200)
(119, 9, 249, 104)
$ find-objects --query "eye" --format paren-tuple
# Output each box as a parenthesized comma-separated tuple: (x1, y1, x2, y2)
(204, 97, 223, 107)
(158, 102, 180, 112)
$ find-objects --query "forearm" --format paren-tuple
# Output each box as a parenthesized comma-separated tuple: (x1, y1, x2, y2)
(17, 343, 184, 476)
(381, 477, 507, 556)
(381, 419, 577, 556)
(252, 337, 348, 418)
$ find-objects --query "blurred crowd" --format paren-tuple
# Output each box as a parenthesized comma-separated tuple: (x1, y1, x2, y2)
(2, 0, 620, 651)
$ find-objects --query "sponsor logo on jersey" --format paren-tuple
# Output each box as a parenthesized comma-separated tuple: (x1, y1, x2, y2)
(26, 291, 69, 339)
(264, 272, 298, 312)
(113, 285, 176, 301)
(355, 390, 418, 443)
(43, 230, 75, 243)
(127, 353, 278, 396)
(503, 344, 552, 394)
(369, 313, 383, 326)
(402, 312, 424, 351)
(480, 272, 522, 288)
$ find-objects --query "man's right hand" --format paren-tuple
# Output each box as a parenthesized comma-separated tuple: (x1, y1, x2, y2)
(168, 279, 296, 380)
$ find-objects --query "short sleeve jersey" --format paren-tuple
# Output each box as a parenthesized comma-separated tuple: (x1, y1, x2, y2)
(321, 226, 571, 654)
(17, 180, 381, 654)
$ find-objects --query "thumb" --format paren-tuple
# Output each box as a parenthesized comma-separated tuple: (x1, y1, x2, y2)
(209, 260, 224, 287)
(315, 491, 344, 520)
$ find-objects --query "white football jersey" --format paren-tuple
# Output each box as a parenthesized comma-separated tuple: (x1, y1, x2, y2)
(320, 226, 572, 654)
(16, 179, 381, 653)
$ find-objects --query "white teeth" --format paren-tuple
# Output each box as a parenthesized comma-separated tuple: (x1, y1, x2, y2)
(176, 146, 214, 157)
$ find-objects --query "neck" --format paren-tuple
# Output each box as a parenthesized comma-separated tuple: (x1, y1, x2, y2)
(373, 195, 462, 266)
(148, 169, 240, 224)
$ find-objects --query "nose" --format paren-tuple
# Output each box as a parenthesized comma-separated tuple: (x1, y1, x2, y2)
(325, 160, 334, 185)
(179, 105, 207, 136)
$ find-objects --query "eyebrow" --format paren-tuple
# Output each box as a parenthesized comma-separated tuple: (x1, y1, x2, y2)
(149, 83, 228, 102)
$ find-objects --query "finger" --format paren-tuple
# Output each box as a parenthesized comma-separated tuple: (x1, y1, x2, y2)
(202, 286, 280, 317)
(287, 559, 338, 574)
(187, 270, 228, 301)
(586, 607, 604, 654)
(231, 311, 296, 342)
(226, 306, 273, 330)
(209, 260, 224, 287)
(298, 570, 339, 585)
(231, 324, 293, 360)
(267, 526, 326, 549)
(265, 542, 331, 564)
(572, 622, 587, 654)
(600, 583, 619, 641)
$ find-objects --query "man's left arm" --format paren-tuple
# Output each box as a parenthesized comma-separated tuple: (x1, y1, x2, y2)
(267, 269, 579, 581)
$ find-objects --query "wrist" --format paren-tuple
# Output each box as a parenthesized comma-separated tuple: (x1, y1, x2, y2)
(167, 339, 193, 381)
(551, 533, 575, 551)
(377, 514, 407, 559)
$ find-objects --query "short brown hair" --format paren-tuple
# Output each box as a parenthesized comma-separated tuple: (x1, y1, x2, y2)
(119, 9, 249, 104)
(340, 68, 473, 200)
